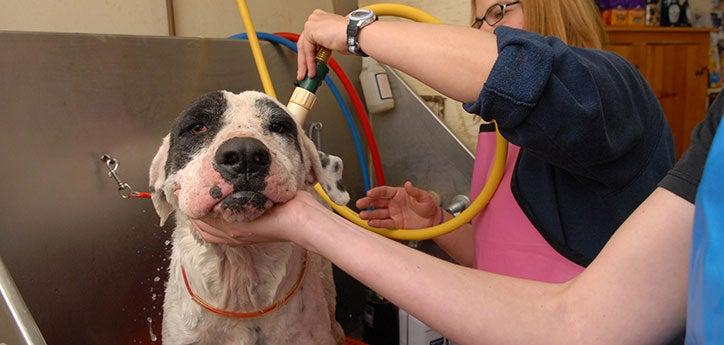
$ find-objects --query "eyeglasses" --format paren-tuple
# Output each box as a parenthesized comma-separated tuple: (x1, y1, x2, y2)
(472, 1, 520, 29)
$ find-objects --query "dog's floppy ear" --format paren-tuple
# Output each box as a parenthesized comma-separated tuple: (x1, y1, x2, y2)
(149, 135, 174, 226)
(301, 134, 350, 205)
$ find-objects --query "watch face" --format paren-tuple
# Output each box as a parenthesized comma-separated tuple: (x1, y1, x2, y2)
(349, 9, 373, 21)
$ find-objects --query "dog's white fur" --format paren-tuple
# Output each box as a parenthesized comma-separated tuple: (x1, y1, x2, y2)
(149, 91, 348, 345)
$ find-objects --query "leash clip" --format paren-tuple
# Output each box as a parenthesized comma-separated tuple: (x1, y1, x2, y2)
(101, 154, 150, 199)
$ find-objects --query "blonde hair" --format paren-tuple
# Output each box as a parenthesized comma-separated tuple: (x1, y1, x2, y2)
(472, 0, 607, 49)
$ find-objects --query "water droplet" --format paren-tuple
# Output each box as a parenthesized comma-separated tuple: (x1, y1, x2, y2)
(153, 276, 160, 282)
(156, 267, 161, 271)
(136, 250, 141, 254)
(164, 240, 170, 246)
(151, 293, 157, 301)
(147, 317, 158, 342)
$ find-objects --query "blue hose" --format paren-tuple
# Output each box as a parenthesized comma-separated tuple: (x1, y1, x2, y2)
(229, 32, 372, 192)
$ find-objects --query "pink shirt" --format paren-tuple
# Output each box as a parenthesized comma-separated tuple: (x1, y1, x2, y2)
(469, 131, 583, 283)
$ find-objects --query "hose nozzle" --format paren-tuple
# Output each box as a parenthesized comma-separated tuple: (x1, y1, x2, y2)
(287, 49, 332, 124)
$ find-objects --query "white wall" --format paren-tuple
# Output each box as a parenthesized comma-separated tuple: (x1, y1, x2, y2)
(360, 0, 470, 25)
(0, 0, 336, 37)
(359, 0, 482, 152)
(0, 0, 170, 35)
(173, 0, 334, 38)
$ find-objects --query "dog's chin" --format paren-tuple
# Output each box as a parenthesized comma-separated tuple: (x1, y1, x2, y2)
(212, 191, 274, 223)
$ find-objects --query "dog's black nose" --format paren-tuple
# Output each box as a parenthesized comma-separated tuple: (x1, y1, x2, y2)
(214, 137, 271, 176)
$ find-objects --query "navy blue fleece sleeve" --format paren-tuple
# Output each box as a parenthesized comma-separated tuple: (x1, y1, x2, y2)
(465, 27, 670, 192)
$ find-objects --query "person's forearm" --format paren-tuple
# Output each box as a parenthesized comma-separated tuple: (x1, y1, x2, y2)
(358, 21, 498, 103)
(293, 202, 564, 345)
(432, 212, 475, 267)
(292, 187, 692, 345)
(561, 188, 692, 344)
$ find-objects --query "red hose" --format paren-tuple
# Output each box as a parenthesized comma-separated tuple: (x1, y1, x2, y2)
(274, 32, 386, 186)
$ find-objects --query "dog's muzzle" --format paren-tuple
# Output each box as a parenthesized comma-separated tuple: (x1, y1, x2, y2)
(213, 137, 272, 215)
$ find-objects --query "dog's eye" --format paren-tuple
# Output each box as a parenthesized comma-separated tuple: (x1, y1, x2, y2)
(187, 123, 208, 136)
(269, 122, 287, 134)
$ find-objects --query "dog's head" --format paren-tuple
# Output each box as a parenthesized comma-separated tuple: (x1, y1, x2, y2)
(149, 90, 349, 226)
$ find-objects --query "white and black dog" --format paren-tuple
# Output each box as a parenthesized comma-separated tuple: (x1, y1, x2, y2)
(148, 90, 349, 345)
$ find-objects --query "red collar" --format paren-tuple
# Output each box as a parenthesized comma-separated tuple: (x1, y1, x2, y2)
(180, 250, 308, 319)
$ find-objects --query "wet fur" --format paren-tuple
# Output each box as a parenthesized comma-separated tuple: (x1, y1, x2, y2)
(149, 91, 348, 345)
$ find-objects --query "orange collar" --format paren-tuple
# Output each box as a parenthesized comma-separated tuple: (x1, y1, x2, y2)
(180, 250, 308, 319)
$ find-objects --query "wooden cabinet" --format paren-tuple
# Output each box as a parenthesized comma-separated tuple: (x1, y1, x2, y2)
(605, 27, 712, 156)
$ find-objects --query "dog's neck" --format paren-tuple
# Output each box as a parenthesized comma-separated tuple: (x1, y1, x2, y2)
(173, 215, 306, 313)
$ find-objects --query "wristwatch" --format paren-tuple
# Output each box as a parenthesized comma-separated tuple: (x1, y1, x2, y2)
(346, 9, 377, 57)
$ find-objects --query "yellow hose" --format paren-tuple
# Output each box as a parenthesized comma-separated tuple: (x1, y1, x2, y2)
(234, 1, 508, 240)
(316, 129, 507, 240)
(235, 0, 277, 99)
(363, 3, 442, 24)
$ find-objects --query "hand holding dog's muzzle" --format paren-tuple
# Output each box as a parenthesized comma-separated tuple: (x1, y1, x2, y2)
(189, 195, 305, 246)
(191, 217, 282, 246)
(190, 191, 330, 247)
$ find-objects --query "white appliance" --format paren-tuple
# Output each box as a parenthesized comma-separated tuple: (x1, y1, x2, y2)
(399, 309, 456, 345)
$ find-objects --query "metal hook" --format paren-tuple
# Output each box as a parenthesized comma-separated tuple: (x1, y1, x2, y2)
(100, 154, 135, 198)
(308, 122, 323, 151)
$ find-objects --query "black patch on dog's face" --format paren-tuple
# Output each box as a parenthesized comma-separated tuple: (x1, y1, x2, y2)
(165, 91, 227, 176)
(230, 176, 267, 194)
(222, 173, 267, 197)
(319, 153, 330, 168)
(220, 191, 268, 212)
(336, 180, 346, 193)
(209, 185, 223, 200)
(255, 98, 302, 158)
